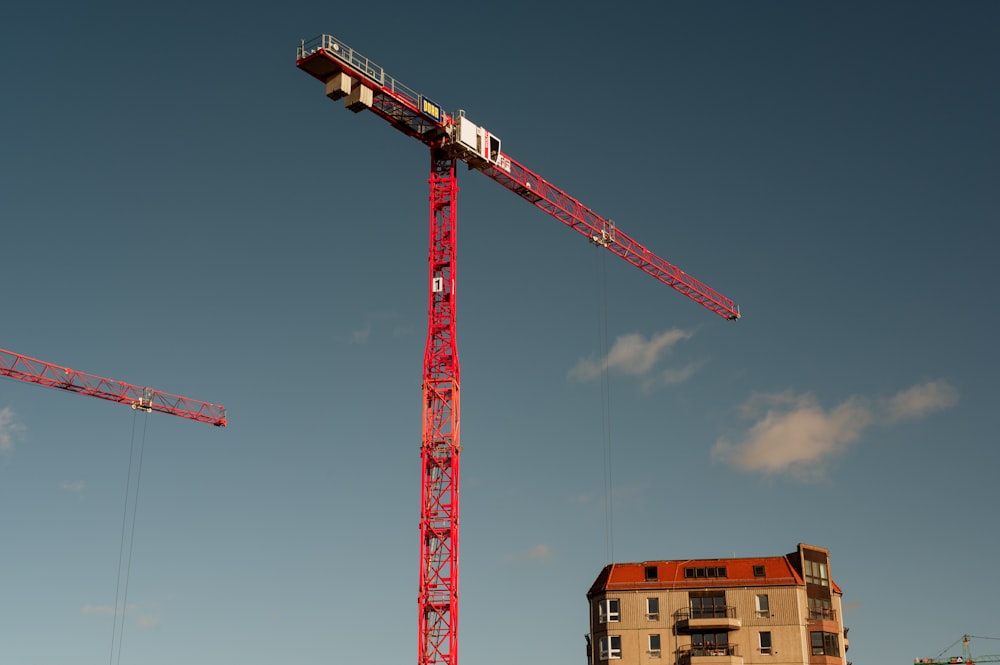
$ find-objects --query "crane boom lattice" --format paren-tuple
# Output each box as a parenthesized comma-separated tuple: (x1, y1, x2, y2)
(1, 347, 227, 427)
(296, 35, 740, 321)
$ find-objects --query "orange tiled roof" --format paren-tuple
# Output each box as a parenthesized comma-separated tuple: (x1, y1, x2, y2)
(587, 553, 843, 596)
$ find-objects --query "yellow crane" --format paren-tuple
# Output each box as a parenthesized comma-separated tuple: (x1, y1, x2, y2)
(916, 635, 1000, 665)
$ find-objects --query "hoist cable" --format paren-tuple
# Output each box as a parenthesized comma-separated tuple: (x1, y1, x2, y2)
(109, 413, 137, 664)
(594, 247, 615, 564)
(110, 409, 149, 665)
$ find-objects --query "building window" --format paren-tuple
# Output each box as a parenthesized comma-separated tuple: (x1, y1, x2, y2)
(690, 592, 727, 619)
(753, 565, 766, 577)
(759, 631, 772, 655)
(684, 566, 728, 579)
(645, 565, 658, 581)
(692, 632, 729, 656)
(755, 594, 770, 618)
(809, 597, 834, 620)
(599, 598, 620, 623)
(649, 634, 662, 657)
(811, 631, 840, 657)
(646, 597, 660, 620)
(600, 635, 622, 660)
(805, 560, 829, 587)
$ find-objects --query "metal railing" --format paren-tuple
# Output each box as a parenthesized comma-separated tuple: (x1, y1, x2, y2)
(809, 607, 838, 621)
(678, 644, 740, 663)
(298, 34, 423, 108)
(675, 606, 738, 620)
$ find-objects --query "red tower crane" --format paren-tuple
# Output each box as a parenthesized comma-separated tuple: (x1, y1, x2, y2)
(1, 346, 227, 426)
(296, 33, 741, 665)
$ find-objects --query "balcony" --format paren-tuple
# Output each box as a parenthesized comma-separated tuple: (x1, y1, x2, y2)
(675, 607, 741, 632)
(808, 607, 838, 622)
(808, 607, 839, 636)
(678, 643, 742, 665)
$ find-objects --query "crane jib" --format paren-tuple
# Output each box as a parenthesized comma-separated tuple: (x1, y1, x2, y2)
(0, 347, 228, 426)
(297, 34, 740, 320)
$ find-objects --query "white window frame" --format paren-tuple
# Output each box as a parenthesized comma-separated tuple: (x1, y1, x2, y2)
(648, 634, 662, 658)
(600, 635, 622, 660)
(759, 631, 773, 655)
(646, 597, 660, 620)
(598, 598, 620, 623)
(755, 593, 770, 618)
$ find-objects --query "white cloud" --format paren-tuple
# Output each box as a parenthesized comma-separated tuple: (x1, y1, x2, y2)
(525, 544, 551, 560)
(62, 480, 86, 493)
(652, 360, 705, 389)
(883, 379, 959, 423)
(713, 380, 959, 481)
(82, 603, 159, 629)
(569, 328, 695, 385)
(136, 613, 161, 630)
(713, 392, 870, 481)
(506, 543, 553, 564)
(82, 604, 117, 616)
(0, 406, 25, 454)
(351, 325, 371, 344)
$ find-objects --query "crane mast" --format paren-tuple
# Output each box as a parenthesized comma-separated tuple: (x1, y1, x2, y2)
(1, 347, 227, 426)
(420, 149, 461, 665)
(296, 33, 740, 665)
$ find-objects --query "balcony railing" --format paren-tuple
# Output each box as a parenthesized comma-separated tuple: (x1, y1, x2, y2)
(675, 606, 741, 632)
(677, 644, 741, 665)
(675, 606, 738, 621)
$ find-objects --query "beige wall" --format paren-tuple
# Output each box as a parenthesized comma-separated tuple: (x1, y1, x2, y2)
(590, 585, 844, 665)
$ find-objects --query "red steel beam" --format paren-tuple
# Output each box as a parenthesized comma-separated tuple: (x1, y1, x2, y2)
(0, 347, 227, 427)
(418, 148, 460, 665)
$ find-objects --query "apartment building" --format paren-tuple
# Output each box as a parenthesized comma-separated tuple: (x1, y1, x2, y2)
(586, 543, 847, 665)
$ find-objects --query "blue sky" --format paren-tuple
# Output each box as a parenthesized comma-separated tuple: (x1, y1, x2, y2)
(2, 2, 997, 664)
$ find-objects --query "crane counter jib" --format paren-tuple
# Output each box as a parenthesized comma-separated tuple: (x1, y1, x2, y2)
(297, 34, 509, 167)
